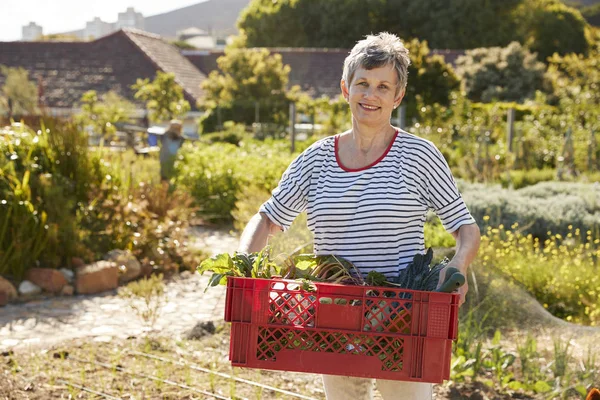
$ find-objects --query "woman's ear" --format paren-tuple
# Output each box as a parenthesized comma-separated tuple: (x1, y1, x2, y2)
(340, 79, 349, 102)
(395, 88, 405, 107)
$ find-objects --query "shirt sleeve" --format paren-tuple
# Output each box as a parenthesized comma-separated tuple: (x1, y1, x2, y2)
(421, 142, 476, 233)
(259, 149, 313, 231)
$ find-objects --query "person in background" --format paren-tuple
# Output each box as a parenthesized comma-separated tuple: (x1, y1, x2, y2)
(159, 119, 184, 181)
(237, 32, 480, 399)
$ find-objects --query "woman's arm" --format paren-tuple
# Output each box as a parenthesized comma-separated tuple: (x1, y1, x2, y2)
(438, 223, 481, 305)
(238, 212, 283, 253)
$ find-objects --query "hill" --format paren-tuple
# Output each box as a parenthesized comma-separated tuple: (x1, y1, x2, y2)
(145, 0, 251, 39)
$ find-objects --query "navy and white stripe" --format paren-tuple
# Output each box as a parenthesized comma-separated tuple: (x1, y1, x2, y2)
(259, 130, 476, 278)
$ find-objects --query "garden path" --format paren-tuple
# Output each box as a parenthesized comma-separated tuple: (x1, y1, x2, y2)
(0, 226, 239, 351)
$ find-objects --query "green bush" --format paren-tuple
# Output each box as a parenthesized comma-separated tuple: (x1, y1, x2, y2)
(455, 42, 550, 103)
(460, 181, 600, 240)
(500, 168, 556, 189)
(0, 120, 197, 280)
(175, 138, 296, 223)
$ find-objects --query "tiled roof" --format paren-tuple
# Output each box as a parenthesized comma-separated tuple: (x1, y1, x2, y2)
(430, 49, 466, 67)
(121, 29, 205, 102)
(184, 47, 463, 99)
(0, 29, 206, 110)
(184, 48, 350, 99)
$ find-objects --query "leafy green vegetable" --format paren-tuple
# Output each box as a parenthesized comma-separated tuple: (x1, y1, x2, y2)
(197, 248, 280, 291)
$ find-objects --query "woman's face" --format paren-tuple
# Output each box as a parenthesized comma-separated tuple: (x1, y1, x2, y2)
(341, 64, 404, 128)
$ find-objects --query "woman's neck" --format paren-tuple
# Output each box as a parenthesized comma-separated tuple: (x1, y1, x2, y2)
(349, 122, 396, 155)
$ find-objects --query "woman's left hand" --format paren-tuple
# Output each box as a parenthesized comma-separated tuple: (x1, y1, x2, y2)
(437, 264, 468, 306)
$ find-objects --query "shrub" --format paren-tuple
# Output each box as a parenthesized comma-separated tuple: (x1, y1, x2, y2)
(500, 168, 556, 189)
(478, 224, 600, 325)
(461, 181, 600, 240)
(175, 139, 296, 223)
(0, 120, 198, 280)
(455, 42, 550, 103)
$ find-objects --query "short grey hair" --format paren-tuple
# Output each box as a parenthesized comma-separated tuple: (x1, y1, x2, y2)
(342, 32, 411, 94)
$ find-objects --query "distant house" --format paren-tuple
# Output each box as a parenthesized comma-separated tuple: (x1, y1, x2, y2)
(0, 29, 206, 117)
(183, 47, 465, 100)
(0, 28, 464, 119)
(184, 48, 350, 99)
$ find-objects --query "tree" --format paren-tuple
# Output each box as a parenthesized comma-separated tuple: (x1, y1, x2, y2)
(455, 42, 550, 103)
(239, 0, 521, 49)
(199, 47, 293, 131)
(404, 39, 460, 116)
(238, 0, 591, 57)
(131, 71, 191, 122)
(518, 0, 592, 60)
(0, 65, 38, 118)
(74, 90, 136, 139)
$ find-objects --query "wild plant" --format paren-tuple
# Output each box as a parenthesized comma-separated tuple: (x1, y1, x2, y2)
(118, 273, 165, 332)
(552, 336, 572, 381)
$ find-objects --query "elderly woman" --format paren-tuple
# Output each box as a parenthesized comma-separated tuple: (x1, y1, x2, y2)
(238, 32, 480, 400)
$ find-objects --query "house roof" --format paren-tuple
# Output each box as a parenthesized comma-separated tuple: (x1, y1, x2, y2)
(184, 48, 350, 99)
(184, 47, 464, 100)
(0, 29, 206, 110)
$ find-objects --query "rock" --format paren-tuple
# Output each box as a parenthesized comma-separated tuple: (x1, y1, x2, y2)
(60, 285, 74, 296)
(18, 281, 42, 296)
(139, 258, 154, 278)
(25, 268, 68, 293)
(104, 250, 142, 284)
(180, 270, 192, 279)
(71, 257, 85, 268)
(186, 321, 216, 340)
(59, 268, 74, 283)
(0, 276, 18, 305)
(75, 261, 118, 295)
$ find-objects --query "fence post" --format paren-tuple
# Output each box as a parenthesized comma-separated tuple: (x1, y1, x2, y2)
(396, 105, 406, 130)
(255, 101, 260, 124)
(289, 102, 296, 153)
(589, 129, 597, 172)
(507, 108, 515, 153)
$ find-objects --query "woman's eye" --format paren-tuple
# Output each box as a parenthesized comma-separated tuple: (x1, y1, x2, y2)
(358, 82, 368, 86)
(379, 85, 389, 90)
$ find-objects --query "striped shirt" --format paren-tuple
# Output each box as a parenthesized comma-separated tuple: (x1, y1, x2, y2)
(259, 129, 476, 278)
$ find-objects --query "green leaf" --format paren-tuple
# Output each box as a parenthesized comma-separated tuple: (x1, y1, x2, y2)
(507, 381, 524, 390)
(533, 381, 552, 393)
(204, 273, 225, 292)
(197, 253, 234, 275)
(574, 385, 587, 396)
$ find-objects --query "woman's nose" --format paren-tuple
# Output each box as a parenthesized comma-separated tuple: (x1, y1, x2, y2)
(362, 87, 376, 98)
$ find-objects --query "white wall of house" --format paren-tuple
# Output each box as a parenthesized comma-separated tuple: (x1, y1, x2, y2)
(22, 22, 43, 41)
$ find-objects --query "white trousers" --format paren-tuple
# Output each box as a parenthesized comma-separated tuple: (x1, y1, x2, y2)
(322, 375, 433, 400)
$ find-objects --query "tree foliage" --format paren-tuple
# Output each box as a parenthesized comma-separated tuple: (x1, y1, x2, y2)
(199, 47, 293, 131)
(132, 71, 191, 122)
(74, 90, 136, 138)
(546, 32, 600, 130)
(518, 0, 592, 60)
(0, 65, 38, 118)
(404, 39, 460, 115)
(455, 42, 550, 103)
(238, 0, 592, 57)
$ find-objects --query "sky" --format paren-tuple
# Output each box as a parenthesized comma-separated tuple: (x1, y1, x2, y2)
(0, 0, 209, 41)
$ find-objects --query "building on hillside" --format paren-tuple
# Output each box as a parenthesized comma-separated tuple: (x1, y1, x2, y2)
(22, 22, 43, 41)
(177, 28, 217, 50)
(116, 8, 145, 31)
(84, 18, 112, 40)
(0, 29, 205, 134)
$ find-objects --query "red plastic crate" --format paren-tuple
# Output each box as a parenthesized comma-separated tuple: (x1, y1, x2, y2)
(225, 277, 459, 384)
